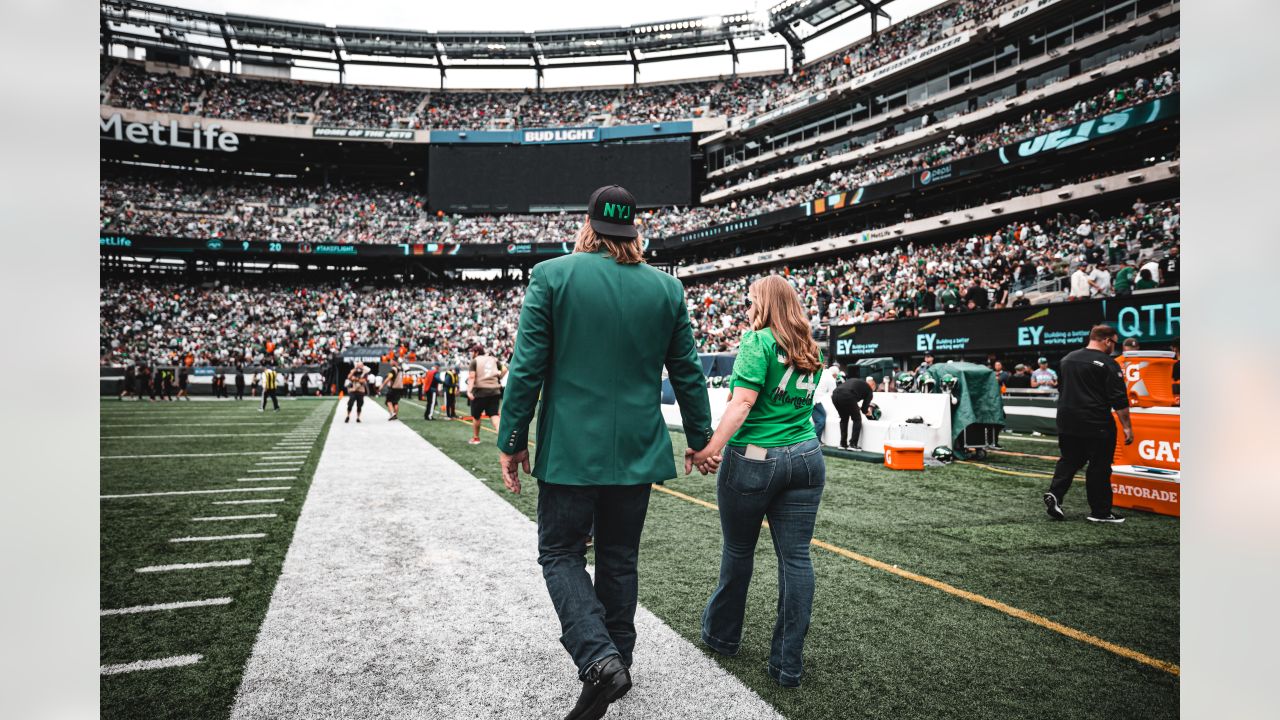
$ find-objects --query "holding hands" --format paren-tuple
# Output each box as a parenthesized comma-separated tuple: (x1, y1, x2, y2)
(684, 446, 722, 476)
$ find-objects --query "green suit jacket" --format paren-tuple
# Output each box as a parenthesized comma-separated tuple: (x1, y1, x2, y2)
(498, 250, 712, 485)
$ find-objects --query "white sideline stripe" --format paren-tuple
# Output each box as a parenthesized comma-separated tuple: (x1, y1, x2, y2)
(238, 477, 296, 482)
(247, 468, 301, 473)
(213, 498, 285, 505)
(102, 422, 295, 428)
(101, 654, 203, 675)
(102, 487, 291, 499)
(101, 432, 293, 439)
(171, 533, 266, 543)
(136, 559, 251, 573)
(101, 598, 233, 616)
(193, 513, 278, 521)
(104, 451, 307, 459)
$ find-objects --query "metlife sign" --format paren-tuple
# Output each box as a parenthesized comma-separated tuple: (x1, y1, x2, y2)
(521, 127, 599, 144)
(100, 113, 239, 152)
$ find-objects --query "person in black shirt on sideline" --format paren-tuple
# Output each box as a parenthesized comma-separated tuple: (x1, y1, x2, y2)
(1043, 325, 1134, 523)
(832, 376, 876, 450)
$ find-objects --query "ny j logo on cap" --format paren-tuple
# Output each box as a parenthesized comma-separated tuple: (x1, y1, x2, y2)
(588, 185, 639, 239)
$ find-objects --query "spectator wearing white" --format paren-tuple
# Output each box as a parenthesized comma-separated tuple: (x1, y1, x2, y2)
(1069, 262, 1092, 300)
(811, 362, 839, 444)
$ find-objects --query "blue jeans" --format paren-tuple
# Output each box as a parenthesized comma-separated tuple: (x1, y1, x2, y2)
(702, 438, 825, 687)
(811, 403, 827, 443)
(537, 480, 651, 678)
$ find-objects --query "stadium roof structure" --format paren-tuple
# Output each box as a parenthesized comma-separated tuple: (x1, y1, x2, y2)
(101, 0, 898, 83)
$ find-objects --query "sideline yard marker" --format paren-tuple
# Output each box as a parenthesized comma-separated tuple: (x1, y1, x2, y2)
(101, 598, 232, 616)
(101, 654, 203, 675)
(212, 498, 285, 505)
(237, 476, 296, 482)
(192, 513, 278, 521)
(136, 559, 251, 573)
(170, 533, 266, 543)
(102, 486, 291, 499)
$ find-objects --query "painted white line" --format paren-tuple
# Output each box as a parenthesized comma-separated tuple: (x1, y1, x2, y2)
(103, 420, 294, 425)
(102, 487, 291, 499)
(101, 654, 203, 675)
(192, 513, 279, 521)
(101, 598, 233, 616)
(104, 451, 306, 459)
(101, 432, 293, 440)
(247, 468, 301, 473)
(237, 477, 296, 482)
(213, 498, 286, 505)
(136, 559, 251, 573)
(171, 533, 266, 543)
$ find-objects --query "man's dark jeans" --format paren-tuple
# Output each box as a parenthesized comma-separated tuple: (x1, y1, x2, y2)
(1048, 428, 1116, 516)
(702, 437, 825, 687)
(537, 480, 651, 678)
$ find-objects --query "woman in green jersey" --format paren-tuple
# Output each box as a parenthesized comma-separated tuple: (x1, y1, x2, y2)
(690, 274, 827, 687)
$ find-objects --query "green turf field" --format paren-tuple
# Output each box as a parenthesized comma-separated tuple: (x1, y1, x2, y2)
(99, 398, 335, 720)
(394, 398, 1179, 720)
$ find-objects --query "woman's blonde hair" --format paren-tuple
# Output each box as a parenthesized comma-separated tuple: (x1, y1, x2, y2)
(749, 275, 822, 375)
(572, 219, 645, 264)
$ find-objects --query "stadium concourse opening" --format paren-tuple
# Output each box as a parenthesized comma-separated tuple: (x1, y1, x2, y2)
(99, 0, 1180, 718)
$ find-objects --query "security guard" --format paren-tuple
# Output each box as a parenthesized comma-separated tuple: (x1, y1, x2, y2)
(1043, 324, 1133, 523)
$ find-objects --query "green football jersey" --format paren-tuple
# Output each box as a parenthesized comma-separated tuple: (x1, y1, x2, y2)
(727, 327, 820, 447)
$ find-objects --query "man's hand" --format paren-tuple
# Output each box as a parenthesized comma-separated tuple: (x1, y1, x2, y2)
(1123, 427, 1134, 445)
(467, 391, 475, 401)
(692, 446, 722, 475)
(500, 449, 530, 494)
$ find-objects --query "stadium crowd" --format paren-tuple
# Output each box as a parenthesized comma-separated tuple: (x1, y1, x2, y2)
(683, 198, 1179, 350)
(705, 70, 1180, 197)
(101, 69, 1178, 246)
(99, 196, 1177, 365)
(102, 57, 782, 129)
(100, 280, 524, 371)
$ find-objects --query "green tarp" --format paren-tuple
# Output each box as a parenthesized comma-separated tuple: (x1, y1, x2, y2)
(921, 362, 1006, 448)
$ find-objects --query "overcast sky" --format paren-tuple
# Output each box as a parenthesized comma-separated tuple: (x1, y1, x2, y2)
(152, 0, 944, 89)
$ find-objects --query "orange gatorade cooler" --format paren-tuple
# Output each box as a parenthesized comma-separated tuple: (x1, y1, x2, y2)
(1114, 407, 1180, 472)
(884, 442, 925, 471)
(1118, 351, 1178, 408)
(1110, 465, 1180, 517)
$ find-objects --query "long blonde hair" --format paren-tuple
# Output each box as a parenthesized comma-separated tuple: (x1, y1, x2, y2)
(749, 275, 822, 374)
(572, 220, 645, 264)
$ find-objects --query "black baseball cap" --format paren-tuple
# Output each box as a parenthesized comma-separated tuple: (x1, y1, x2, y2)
(588, 185, 638, 239)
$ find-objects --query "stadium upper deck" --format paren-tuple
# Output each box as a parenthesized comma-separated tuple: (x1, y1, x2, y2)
(100, 0, 1014, 130)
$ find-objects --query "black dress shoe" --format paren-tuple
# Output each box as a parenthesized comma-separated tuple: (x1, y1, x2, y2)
(564, 655, 631, 720)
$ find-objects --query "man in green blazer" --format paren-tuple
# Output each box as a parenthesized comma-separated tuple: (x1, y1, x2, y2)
(499, 185, 714, 720)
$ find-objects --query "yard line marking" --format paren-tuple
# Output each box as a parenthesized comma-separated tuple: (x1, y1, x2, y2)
(136, 559, 251, 573)
(989, 448, 1060, 461)
(101, 422, 294, 428)
(1002, 434, 1058, 444)
(100, 432, 294, 439)
(212, 498, 285, 505)
(101, 654, 203, 675)
(192, 513, 278, 521)
(237, 477, 296, 482)
(957, 460, 1054, 479)
(650, 483, 1179, 676)
(101, 598, 232, 616)
(247, 467, 301, 473)
(170, 533, 266, 543)
(103, 451, 308, 459)
(101, 486, 291, 499)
